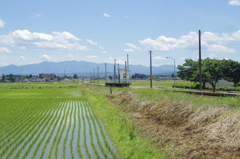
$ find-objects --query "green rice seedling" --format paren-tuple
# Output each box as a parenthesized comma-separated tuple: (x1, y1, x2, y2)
(84, 104, 100, 159)
(82, 104, 91, 159)
(47, 101, 66, 159)
(76, 101, 83, 159)
(2, 100, 53, 159)
(38, 101, 64, 159)
(70, 101, 77, 159)
(86, 105, 109, 158)
(62, 101, 73, 159)
(88, 102, 118, 159)
(55, 101, 70, 159)
(21, 103, 58, 159)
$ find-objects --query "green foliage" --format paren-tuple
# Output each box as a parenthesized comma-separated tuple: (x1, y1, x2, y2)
(222, 59, 240, 87)
(132, 73, 148, 79)
(177, 58, 240, 92)
(86, 89, 166, 159)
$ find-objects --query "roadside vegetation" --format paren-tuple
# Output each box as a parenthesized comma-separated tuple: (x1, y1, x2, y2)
(85, 83, 240, 158)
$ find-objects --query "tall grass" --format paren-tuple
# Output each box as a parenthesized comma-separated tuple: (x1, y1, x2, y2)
(85, 89, 166, 159)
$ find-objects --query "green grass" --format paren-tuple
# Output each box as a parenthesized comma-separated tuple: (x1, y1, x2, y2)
(85, 88, 166, 159)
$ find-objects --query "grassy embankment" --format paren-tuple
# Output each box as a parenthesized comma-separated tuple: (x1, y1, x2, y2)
(85, 83, 240, 158)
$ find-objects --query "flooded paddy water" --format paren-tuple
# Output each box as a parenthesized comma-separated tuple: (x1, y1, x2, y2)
(0, 99, 118, 159)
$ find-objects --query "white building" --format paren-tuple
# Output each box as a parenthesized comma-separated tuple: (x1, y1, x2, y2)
(118, 69, 130, 83)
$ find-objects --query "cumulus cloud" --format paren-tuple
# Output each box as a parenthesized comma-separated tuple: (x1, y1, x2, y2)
(0, 19, 6, 27)
(0, 30, 88, 51)
(19, 56, 26, 60)
(207, 53, 217, 59)
(0, 47, 11, 53)
(87, 55, 97, 58)
(86, 39, 98, 45)
(125, 43, 141, 50)
(229, 0, 240, 5)
(139, 30, 240, 53)
(124, 43, 141, 52)
(102, 51, 107, 54)
(41, 54, 51, 60)
(124, 48, 134, 52)
(103, 13, 111, 17)
(207, 44, 235, 53)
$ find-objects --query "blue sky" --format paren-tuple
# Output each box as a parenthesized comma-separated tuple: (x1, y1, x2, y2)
(0, 0, 240, 68)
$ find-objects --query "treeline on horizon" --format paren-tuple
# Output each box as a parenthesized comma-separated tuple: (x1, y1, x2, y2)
(177, 58, 240, 92)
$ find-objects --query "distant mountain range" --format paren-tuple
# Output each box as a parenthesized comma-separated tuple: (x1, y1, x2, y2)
(0, 61, 177, 76)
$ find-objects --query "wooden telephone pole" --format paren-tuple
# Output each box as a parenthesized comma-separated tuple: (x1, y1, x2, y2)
(150, 51, 152, 88)
(199, 30, 202, 91)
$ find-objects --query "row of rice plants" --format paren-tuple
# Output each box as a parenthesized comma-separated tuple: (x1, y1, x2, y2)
(0, 99, 54, 159)
(86, 104, 116, 158)
(1, 98, 119, 159)
(0, 99, 44, 148)
(12, 100, 58, 159)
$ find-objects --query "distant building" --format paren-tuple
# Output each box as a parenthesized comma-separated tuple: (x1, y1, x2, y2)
(39, 73, 55, 79)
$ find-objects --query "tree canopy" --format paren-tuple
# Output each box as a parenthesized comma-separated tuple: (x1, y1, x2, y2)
(177, 58, 240, 92)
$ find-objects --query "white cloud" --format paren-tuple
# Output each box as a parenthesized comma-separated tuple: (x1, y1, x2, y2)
(125, 43, 141, 50)
(222, 57, 229, 60)
(139, 30, 240, 53)
(0, 47, 11, 53)
(124, 48, 134, 52)
(124, 43, 141, 52)
(31, 13, 43, 19)
(0, 19, 6, 27)
(41, 54, 51, 60)
(99, 46, 104, 50)
(153, 56, 165, 60)
(102, 51, 107, 54)
(229, 0, 240, 5)
(19, 56, 26, 60)
(207, 53, 217, 59)
(0, 30, 88, 51)
(103, 13, 111, 17)
(67, 55, 74, 57)
(207, 44, 235, 53)
(87, 55, 97, 58)
(86, 39, 98, 45)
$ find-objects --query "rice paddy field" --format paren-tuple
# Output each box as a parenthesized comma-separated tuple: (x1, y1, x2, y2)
(0, 84, 119, 159)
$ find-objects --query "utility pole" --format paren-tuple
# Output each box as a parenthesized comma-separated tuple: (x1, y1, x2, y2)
(125, 61, 127, 83)
(90, 71, 91, 83)
(97, 66, 99, 85)
(93, 69, 95, 84)
(199, 30, 202, 91)
(150, 51, 152, 88)
(114, 59, 116, 83)
(105, 62, 107, 83)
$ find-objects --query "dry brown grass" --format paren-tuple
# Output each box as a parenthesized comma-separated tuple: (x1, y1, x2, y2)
(106, 90, 240, 159)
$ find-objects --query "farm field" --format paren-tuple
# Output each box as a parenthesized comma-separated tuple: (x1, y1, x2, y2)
(0, 87, 118, 159)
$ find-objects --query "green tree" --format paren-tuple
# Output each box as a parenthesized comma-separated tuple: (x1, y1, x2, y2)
(8, 74, 15, 82)
(2, 74, 5, 82)
(73, 74, 78, 79)
(203, 58, 223, 93)
(177, 59, 208, 88)
(222, 59, 240, 87)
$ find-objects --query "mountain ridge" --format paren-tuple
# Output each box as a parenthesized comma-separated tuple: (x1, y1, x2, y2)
(0, 60, 177, 76)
